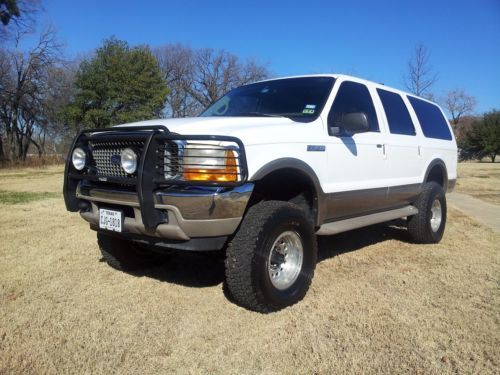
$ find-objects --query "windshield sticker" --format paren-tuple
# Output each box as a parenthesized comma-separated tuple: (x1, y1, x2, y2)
(303, 108, 315, 114)
(305, 104, 316, 109)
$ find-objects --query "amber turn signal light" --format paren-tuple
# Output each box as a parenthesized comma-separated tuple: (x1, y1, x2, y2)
(183, 150, 238, 182)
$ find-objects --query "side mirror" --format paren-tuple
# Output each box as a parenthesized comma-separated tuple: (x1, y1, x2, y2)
(329, 112, 370, 135)
(342, 112, 369, 133)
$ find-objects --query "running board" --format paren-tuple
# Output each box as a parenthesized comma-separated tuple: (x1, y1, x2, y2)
(316, 205, 418, 236)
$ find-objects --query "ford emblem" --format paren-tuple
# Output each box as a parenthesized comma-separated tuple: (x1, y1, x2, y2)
(110, 154, 121, 165)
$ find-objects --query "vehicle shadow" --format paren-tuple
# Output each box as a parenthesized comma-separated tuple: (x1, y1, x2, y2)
(115, 219, 410, 288)
(317, 219, 410, 262)
(126, 251, 225, 288)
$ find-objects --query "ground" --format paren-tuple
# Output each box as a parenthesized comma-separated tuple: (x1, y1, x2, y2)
(455, 162, 500, 205)
(0, 165, 499, 374)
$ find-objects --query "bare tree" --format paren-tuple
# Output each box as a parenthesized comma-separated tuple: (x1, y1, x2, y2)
(26, 63, 75, 156)
(443, 89, 476, 125)
(154, 45, 269, 117)
(154, 44, 200, 117)
(187, 48, 268, 108)
(0, 26, 63, 160)
(1, 0, 41, 42)
(451, 115, 478, 145)
(0, 47, 10, 159)
(404, 42, 438, 98)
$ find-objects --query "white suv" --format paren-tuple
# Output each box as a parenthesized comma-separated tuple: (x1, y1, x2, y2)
(64, 74, 457, 312)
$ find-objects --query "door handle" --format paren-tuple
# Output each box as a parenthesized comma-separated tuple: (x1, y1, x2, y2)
(377, 144, 387, 159)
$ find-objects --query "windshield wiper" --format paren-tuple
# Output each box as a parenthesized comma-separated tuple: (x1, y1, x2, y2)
(234, 112, 283, 118)
(234, 112, 294, 119)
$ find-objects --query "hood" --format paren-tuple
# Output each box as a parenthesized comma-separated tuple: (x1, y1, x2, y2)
(118, 116, 321, 145)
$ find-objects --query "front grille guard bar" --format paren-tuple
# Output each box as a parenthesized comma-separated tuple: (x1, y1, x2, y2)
(63, 125, 248, 229)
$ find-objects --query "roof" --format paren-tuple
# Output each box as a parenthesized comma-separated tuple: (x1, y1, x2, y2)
(252, 73, 436, 105)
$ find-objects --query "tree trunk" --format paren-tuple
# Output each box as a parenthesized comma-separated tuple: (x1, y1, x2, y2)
(22, 139, 30, 160)
(7, 110, 19, 161)
(16, 128, 25, 160)
(30, 138, 43, 157)
(0, 136, 5, 161)
(20, 131, 30, 161)
(40, 130, 47, 157)
(492, 154, 496, 163)
(7, 127, 16, 161)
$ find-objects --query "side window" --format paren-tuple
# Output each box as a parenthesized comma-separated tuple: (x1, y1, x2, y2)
(407, 96, 453, 140)
(377, 89, 415, 136)
(328, 81, 379, 133)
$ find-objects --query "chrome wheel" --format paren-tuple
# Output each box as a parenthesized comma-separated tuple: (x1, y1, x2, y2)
(267, 231, 304, 290)
(430, 199, 442, 232)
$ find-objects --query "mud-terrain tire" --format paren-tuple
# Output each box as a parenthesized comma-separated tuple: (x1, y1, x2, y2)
(97, 233, 166, 271)
(408, 182, 447, 244)
(225, 200, 317, 313)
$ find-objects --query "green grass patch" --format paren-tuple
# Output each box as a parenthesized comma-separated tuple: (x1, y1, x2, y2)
(0, 170, 63, 179)
(0, 172, 30, 179)
(0, 190, 60, 205)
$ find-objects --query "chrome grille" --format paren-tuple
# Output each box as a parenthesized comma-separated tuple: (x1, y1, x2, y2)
(89, 140, 144, 178)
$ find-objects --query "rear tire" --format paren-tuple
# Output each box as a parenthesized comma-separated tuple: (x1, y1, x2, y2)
(408, 182, 447, 244)
(97, 233, 167, 271)
(225, 201, 317, 313)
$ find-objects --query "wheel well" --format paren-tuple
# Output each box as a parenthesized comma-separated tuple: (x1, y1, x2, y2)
(426, 164, 446, 189)
(249, 168, 317, 222)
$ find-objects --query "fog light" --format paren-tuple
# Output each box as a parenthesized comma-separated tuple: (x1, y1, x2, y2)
(121, 148, 137, 174)
(72, 147, 86, 171)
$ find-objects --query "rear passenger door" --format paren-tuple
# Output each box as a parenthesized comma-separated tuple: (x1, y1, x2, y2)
(375, 88, 423, 206)
(323, 80, 389, 221)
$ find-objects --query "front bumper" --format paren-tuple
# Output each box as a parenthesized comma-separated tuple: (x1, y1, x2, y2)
(63, 125, 251, 251)
(76, 182, 254, 241)
(64, 125, 249, 229)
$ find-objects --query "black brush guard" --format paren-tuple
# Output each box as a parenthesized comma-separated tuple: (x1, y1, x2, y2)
(63, 125, 248, 230)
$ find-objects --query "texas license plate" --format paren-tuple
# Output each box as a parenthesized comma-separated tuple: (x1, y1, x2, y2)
(99, 208, 123, 232)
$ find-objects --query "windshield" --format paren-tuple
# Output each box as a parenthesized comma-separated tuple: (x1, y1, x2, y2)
(200, 77, 335, 122)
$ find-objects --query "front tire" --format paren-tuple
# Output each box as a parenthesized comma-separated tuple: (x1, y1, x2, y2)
(408, 182, 447, 243)
(225, 201, 317, 313)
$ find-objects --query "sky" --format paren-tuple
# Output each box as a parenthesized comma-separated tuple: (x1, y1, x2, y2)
(41, 0, 500, 114)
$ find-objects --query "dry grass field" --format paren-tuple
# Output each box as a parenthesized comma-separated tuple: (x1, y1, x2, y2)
(0, 165, 499, 374)
(456, 162, 500, 205)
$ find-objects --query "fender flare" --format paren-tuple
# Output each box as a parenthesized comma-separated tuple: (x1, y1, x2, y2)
(251, 158, 326, 226)
(423, 158, 449, 191)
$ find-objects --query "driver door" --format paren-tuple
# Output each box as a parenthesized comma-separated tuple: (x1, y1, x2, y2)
(323, 80, 388, 221)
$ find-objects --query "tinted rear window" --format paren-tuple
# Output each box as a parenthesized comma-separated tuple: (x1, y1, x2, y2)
(407, 96, 452, 140)
(377, 89, 415, 136)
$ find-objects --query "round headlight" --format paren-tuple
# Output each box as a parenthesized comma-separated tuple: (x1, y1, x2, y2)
(72, 147, 86, 171)
(121, 148, 137, 174)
